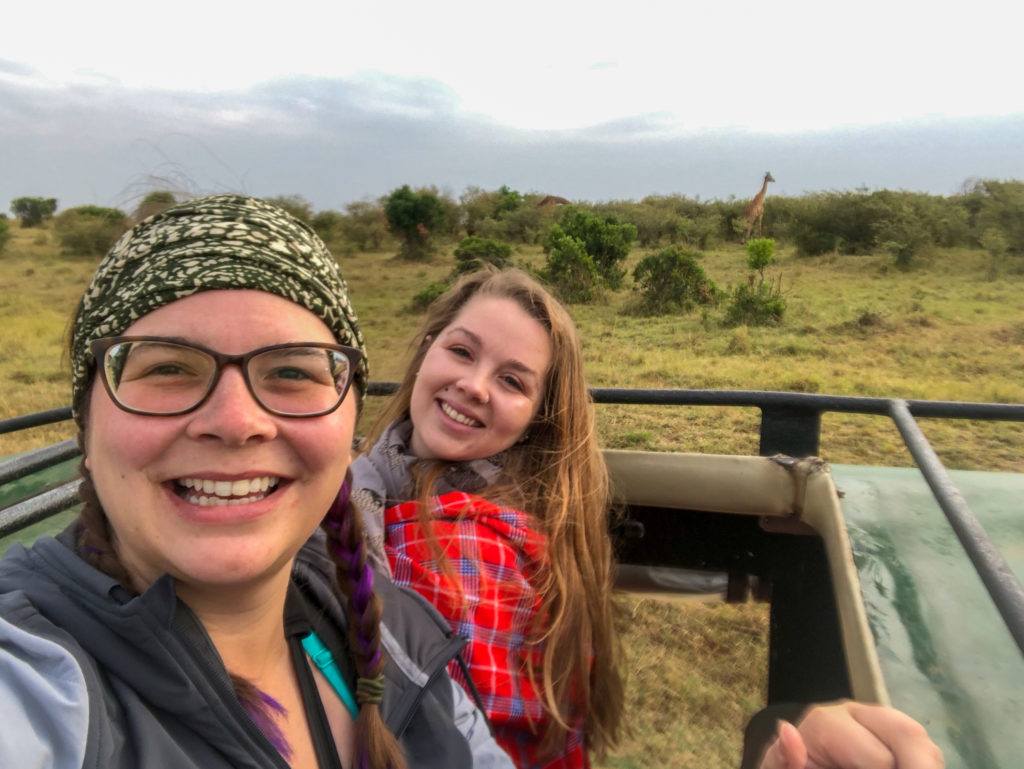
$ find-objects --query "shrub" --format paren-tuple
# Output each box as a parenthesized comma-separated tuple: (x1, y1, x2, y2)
(724, 277, 786, 327)
(264, 195, 314, 224)
(53, 206, 128, 256)
(384, 185, 446, 260)
(745, 238, 775, 276)
(311, 210, 345, 245)
(542, 229, 600, 303)
(965, 180, 1024, 254)
(0, 215, 9, 253)
(875, 204, 931, 268)
(408, 282, 448, 312)
(132, 191, 178, 222)
(452, 236, 512, 276)
(556, 207, 637, 289)
(10, 197, 58, 227)
(630, 246, 719, 315)
(981, 228, 1010, 280)
(337, 201, 389, 252)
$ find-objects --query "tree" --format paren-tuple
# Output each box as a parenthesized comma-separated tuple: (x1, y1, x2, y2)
(54, 206, 128, 256)
(556, 207, 637, 289)
(384, 185, 446, 260)
(0, 215, 9, 253)
(264, 195, 314, 224)
(10, 197, 58, 227)
(133, 191, 178, 222)
(542, 228, 600, 303)
(452, 236, 512, 276)
(745, 238, 775, 279)
(631, 246, 719, 315)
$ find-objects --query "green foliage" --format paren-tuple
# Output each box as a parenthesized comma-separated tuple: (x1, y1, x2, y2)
(10, 197, 58, 227)
(337, 201, 389, 252)
(745, 238, 775, 275)
(53, 206, 128, 256)
(980, 228, 1010, 280)
(0, 215, 9, 253)
(452, 236, 512, 276)
(964, 180, 1024, 254)
(556, 207, 637, 289)
(264, 195, 314, 224)
(461, 185, 546, 243)
(384, 185, 447, 260)
(630, 246, 719, 315)
(133, 190, 179, 222)
(542, 229, 600, 303)
(875, 202, 931, 268)
(724, 277, 786, 327)
(311, 210, 345, 245)
(409, 281, 448, 311)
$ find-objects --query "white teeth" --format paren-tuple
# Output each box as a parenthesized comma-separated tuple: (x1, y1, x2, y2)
(440, 401, 481, 427)
(177, 475, 280, 505)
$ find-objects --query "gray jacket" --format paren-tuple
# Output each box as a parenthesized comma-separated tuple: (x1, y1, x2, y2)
(0, 529, 513, 769)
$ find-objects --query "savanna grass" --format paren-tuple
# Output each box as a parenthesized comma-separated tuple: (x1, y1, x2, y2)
(3, 227, 1023, 769)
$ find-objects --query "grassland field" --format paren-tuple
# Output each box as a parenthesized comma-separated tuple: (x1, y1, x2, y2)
(2, 222, 1023, 768)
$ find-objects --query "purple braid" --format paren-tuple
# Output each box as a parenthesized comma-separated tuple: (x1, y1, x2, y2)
(233, 675, 292, 760)
(322, 477, 407, 769)
(324, 480, 383, 671)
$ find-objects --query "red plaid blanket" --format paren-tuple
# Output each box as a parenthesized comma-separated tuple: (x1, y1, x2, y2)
(385, 491, 587, 769)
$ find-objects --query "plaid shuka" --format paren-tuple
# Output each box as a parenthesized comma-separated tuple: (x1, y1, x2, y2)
(384, 491, 588, 769)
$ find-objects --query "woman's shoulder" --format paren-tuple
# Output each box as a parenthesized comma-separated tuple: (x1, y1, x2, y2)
(0, 587, 92, 769)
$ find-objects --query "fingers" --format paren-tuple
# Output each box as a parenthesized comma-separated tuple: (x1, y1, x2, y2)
(796, 702, 944, 769)
(758, 720, 807, 769)
(797, 704, 894, 768)
(846, 702, 945, 769)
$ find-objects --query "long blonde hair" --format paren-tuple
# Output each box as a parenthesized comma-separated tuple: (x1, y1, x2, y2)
(368, 267, 623, 757)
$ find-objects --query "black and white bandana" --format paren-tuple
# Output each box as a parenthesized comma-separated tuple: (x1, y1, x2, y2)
(69, 194, 367, 422)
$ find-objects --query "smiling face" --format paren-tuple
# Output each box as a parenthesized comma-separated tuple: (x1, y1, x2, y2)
(408, 294, 552, 462)
(84, 290, 356, 592)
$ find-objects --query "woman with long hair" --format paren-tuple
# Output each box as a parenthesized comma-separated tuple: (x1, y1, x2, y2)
(352, 268, 622, 769)
(0, 196, 511, 769)
(351, 267, 943, 769)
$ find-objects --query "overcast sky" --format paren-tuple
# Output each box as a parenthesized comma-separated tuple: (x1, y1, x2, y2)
(3, 0, 1023, 211)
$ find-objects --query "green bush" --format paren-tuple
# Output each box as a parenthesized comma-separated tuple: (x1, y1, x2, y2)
(384, 185, 447, 260)
(556, 207, 636, 289)
(408, 281, 448, 312)
(875, 203, 931, 268)
(542, 230, 600, 303)
(10, 197, 58, 227)
(311, 210, 345, 245)
(53, 206, 128, 256)
(724, 278, 786, 327)
(965, 180, 1024, 254)
(264, 195, 314, 224)
(630, 246, 719, 315)
(132, 190, 179, 222)
(0, 215, 9, 253)
(452, 236, 512, 276)
(745, 238, 775, 276)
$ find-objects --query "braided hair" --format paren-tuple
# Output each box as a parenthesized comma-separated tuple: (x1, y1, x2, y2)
(73, 395, 404, 769)
(322, 481, 407, 769)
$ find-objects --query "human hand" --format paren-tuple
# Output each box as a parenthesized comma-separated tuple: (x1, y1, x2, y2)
(758, 701, 943, 769)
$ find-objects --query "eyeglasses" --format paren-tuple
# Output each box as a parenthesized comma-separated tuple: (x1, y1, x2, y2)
(90, 336, 363, 418)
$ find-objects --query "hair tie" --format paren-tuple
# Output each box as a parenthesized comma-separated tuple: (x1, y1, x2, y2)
(355, 674, 386, 705)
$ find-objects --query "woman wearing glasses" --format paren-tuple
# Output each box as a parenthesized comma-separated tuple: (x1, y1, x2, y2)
(0, 196, 512, 769)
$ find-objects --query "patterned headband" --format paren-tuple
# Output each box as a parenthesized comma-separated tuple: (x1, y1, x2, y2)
(69, 194, 367, 423)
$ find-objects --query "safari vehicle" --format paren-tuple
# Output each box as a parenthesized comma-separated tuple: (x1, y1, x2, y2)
(3, 386, 1023, 768)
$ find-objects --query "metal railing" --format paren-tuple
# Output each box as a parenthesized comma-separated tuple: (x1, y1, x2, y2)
(3, 386, 1024, 654)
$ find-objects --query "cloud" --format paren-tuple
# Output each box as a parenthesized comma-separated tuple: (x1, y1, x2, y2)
(0, 58, 35, 77)
(1, 73, 1023, 212)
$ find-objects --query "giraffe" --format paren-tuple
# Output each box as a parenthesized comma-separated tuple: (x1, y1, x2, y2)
(742, 172, 775, 241)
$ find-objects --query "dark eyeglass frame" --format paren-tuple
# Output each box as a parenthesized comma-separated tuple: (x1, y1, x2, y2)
(89, 336, 364, 418)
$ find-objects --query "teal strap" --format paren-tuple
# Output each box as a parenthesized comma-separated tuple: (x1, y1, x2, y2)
(301, 631, 359, 719)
